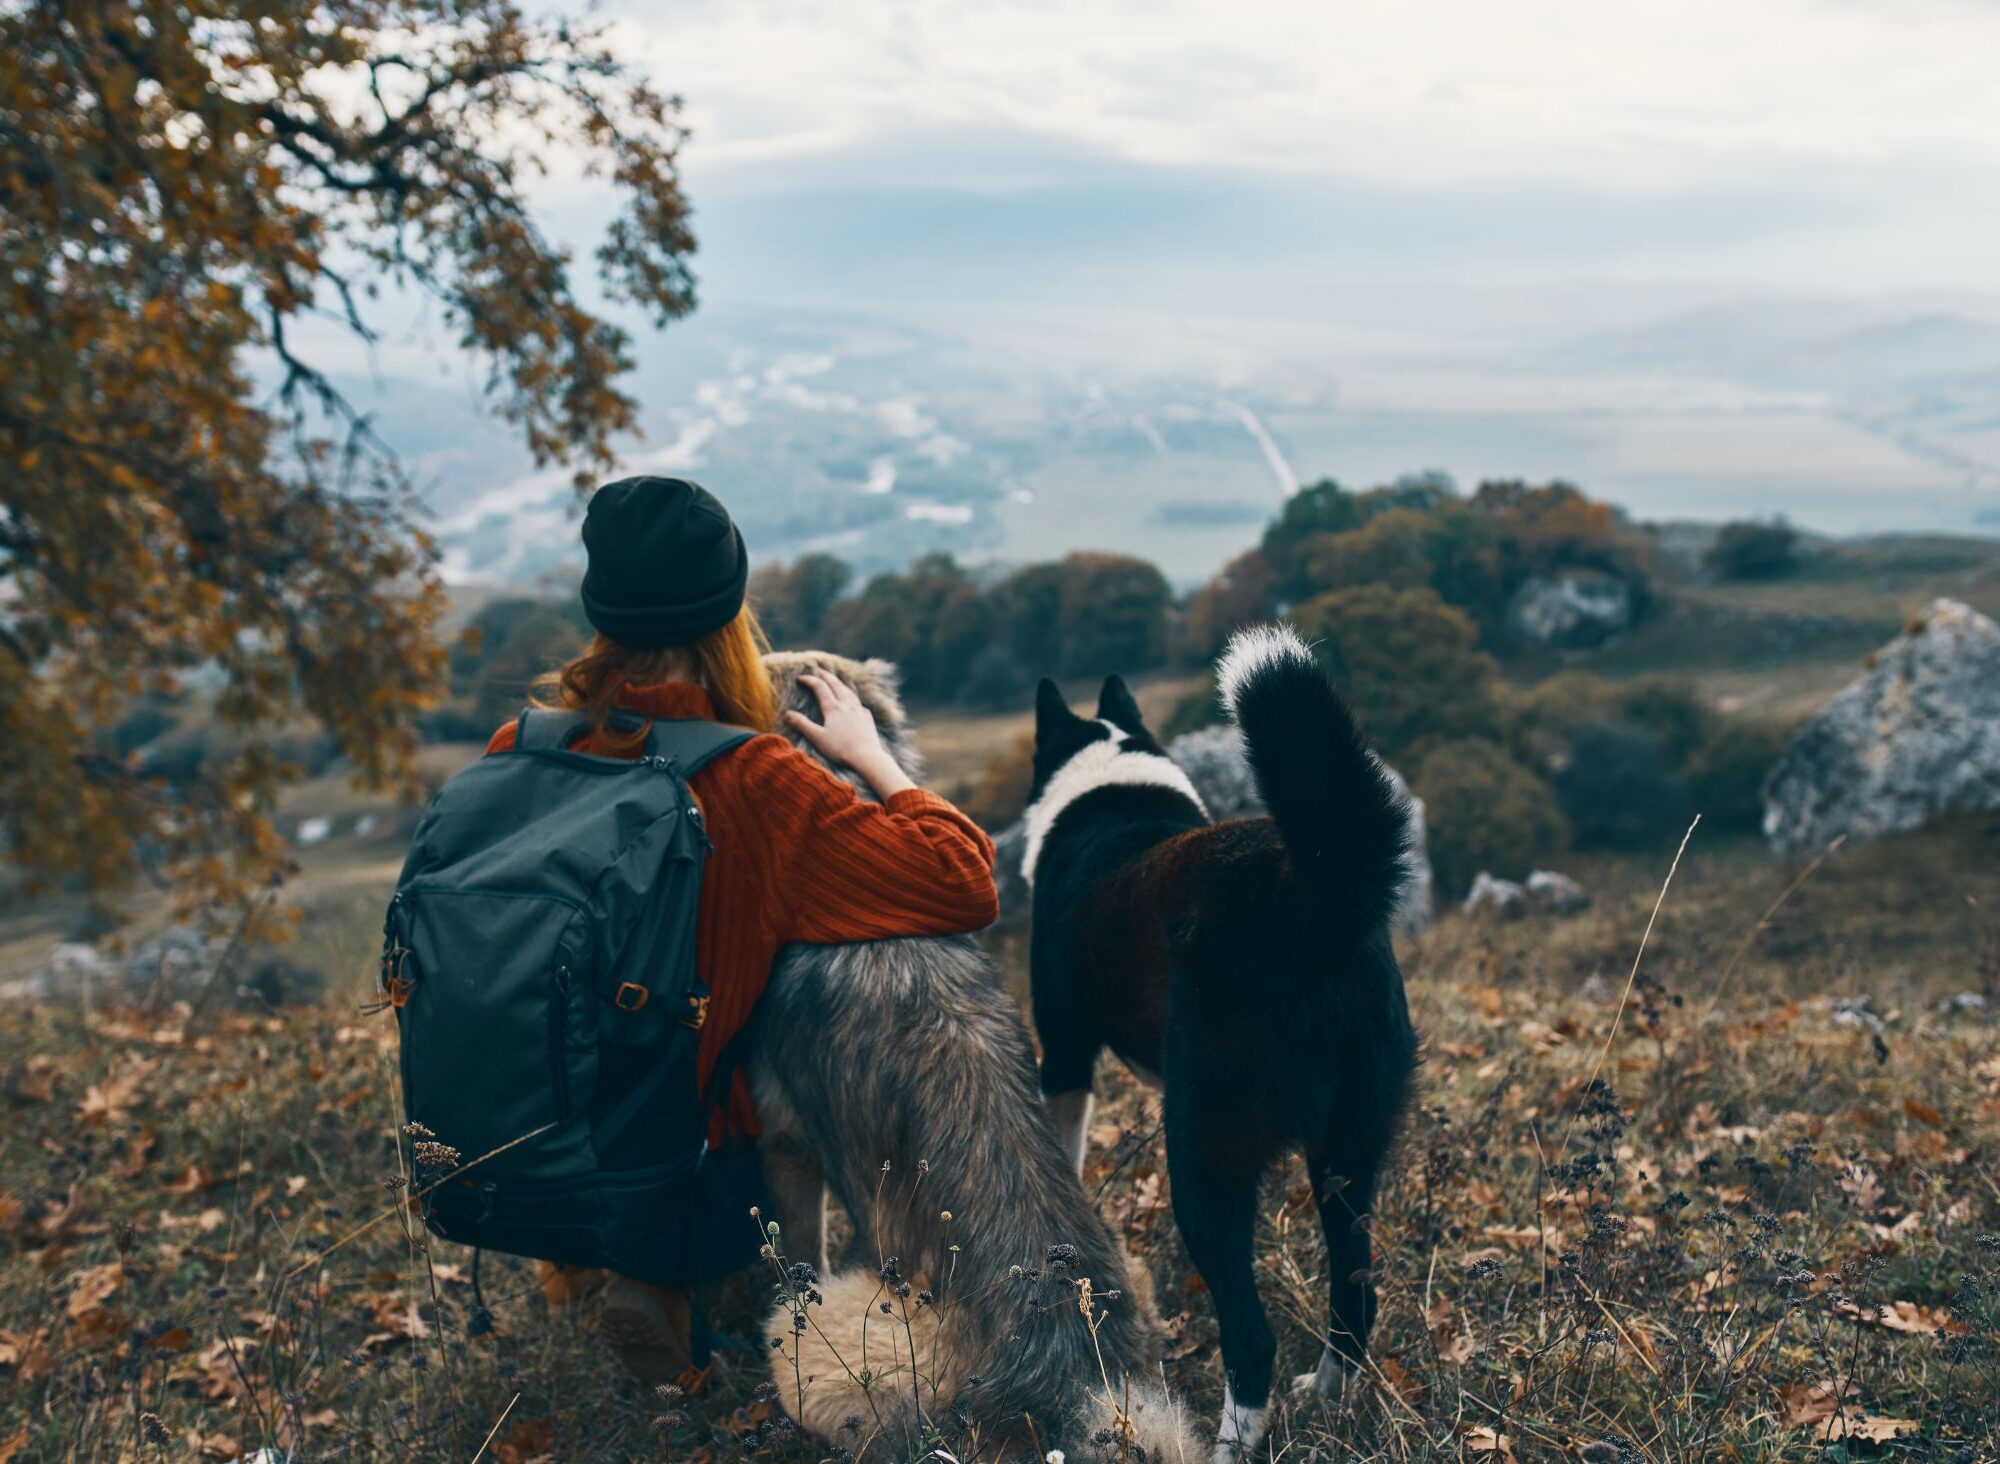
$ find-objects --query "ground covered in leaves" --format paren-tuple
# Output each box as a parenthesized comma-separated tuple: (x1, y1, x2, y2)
(2, 825, 1997, 1461)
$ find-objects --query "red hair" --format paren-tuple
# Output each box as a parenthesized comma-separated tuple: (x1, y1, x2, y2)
(532, 607, 778, 749)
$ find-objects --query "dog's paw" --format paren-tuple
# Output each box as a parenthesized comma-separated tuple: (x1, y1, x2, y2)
(1210, 1387, 1269, 1464)
(1289, 1346, 1353, 1403)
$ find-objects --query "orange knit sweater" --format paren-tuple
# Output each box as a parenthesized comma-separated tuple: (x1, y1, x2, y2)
(485, 682, 998, 1137)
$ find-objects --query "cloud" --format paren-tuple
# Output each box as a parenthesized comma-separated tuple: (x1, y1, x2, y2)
(612, 0, 2000, 188)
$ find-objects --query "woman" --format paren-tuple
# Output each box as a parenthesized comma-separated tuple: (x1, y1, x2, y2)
(485, 475, 998, 1389)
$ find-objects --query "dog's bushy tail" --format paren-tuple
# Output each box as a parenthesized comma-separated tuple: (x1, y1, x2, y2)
(1219, 623, 1413, 938)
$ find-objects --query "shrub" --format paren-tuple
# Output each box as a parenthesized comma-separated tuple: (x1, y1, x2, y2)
(751, 553, 853, 647)
(466, 603, 589, 729)
(1684, 718, 1789, 834)
(1300, 503, 1509, 626)
(1553, 721, 1693, 850)
(1705, 518, 1799, 579)
(1514, 672, 1713, 767)
(1300, 512, 1435, 594)
(416, 704, 494, 743)
(1511, 671, 1618, 751)
(956, 646, 1034, 712)
(957, 734, 1035, 830)
(1606, 676, 1713, 767)
(1158, 675, 1224, 741)
(1410, 737, 1570, 896)
(1292, 586, 1505, 760)
(1053, 553, 1173, 677)
(1183, 549, 1278, 662)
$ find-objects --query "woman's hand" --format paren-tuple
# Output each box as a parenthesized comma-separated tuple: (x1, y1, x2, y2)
(784, 672, 917, 799)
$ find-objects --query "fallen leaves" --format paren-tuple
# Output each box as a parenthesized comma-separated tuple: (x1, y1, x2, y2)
(493, 1416, 556, 1464)
(359, 1290, 431, 1349)
(2, 1057, 58, 1106)
(0, 1327, 56, 1382)
(1836, 1299, 1966, 1337)
(1779, 1379, 1920, 1443)
(76, 1059, 156, 1127)
(65, 1261, 123, 1319)
(1902, 1097, 1944, 1128)
(193, 1337, 262, 1403)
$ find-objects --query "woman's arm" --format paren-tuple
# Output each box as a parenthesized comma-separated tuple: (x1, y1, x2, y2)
(744, 738, 999, 945)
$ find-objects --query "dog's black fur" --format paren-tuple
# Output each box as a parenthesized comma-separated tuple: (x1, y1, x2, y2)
(1024, 626, 1420, 1456)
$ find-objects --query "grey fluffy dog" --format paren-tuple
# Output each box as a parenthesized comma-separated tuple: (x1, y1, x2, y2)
(749, 651, 1195, 1462)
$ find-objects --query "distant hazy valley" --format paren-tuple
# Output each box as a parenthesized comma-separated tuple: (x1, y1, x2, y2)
(341, 294, 2000, 590)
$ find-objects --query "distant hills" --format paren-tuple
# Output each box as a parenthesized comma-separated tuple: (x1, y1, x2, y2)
(333, 298, 2000, 590)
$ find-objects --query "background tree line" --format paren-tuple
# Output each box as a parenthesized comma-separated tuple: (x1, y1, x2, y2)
(428, 476, 1788, 898)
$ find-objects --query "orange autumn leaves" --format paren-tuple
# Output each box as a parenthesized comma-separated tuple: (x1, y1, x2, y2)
(1, 0, 701, 917)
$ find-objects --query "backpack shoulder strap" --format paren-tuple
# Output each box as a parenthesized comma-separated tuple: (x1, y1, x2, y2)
(512, 707, 594, 752)
(646, 719, 755, 777)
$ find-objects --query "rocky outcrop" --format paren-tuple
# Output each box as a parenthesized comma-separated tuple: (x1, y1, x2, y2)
(2, 928, 324, 1008)
(1526, 870, 1590, 915)
(1461, 873, 1526, 919)
(990, 725, 1435, 936)
(1763, 599, 2000, 859)
(1509, 570, 1636, 649)
(1164, 725, 1264, 818)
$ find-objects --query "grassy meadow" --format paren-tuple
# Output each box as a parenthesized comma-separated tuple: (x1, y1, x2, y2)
(2, 533, 1999, 1461)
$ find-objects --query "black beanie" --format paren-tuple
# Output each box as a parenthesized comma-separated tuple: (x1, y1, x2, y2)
(579, 476, 749, 649)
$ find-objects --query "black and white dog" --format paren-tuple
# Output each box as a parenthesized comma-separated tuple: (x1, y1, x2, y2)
(1024, 625, 1420, 1460)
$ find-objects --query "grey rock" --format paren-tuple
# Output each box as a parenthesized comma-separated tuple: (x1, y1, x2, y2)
(10, 925, 325, 1009)
(1167, 725, 1266, 819)
(1763, 599, 2000, 859)
(1525, 869, 1590, 915)
(1462, 872, 1527, 919)
(1509, 570, 1636, 649)
(992, 820, 1031, 927)
(1830, 994, 1886, 1034)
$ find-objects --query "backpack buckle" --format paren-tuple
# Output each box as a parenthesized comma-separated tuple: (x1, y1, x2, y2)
(613, 982, 650, 1012)
(681, 993, 709, 1030)
(381, 945, 416, 1008)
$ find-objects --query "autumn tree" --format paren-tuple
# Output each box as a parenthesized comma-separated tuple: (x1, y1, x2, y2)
(750, 553, 853, 649)
(1290, 585, 1503, 759)
(1, 0, 698, 921)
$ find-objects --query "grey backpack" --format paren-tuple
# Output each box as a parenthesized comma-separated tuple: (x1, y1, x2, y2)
(381, 708, 761, 1286)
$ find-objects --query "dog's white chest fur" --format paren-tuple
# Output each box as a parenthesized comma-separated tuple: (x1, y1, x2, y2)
(1021, 723, 1207, 887)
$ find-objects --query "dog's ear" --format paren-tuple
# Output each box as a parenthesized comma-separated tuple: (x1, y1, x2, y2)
(1035, 678, 1075, 740)
(1097, 675, 1144, 734)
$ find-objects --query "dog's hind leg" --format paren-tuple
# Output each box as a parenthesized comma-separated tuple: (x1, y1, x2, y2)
(1292, 1145, 1381, 1402)
(1167, 1119, 1275, 1462)
(1043, 1087, 1094, 1174)
(1038, 1033, 1100, 1175)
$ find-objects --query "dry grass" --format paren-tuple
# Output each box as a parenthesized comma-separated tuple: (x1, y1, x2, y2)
(2, 818, 1996, 1461)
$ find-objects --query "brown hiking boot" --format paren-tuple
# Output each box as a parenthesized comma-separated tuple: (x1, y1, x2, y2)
(598, 1275, 709, 1393)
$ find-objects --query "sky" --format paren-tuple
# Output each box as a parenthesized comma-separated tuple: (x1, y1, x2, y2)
(328, 0, 2000, 573)
(592, 0, 2000, 317)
